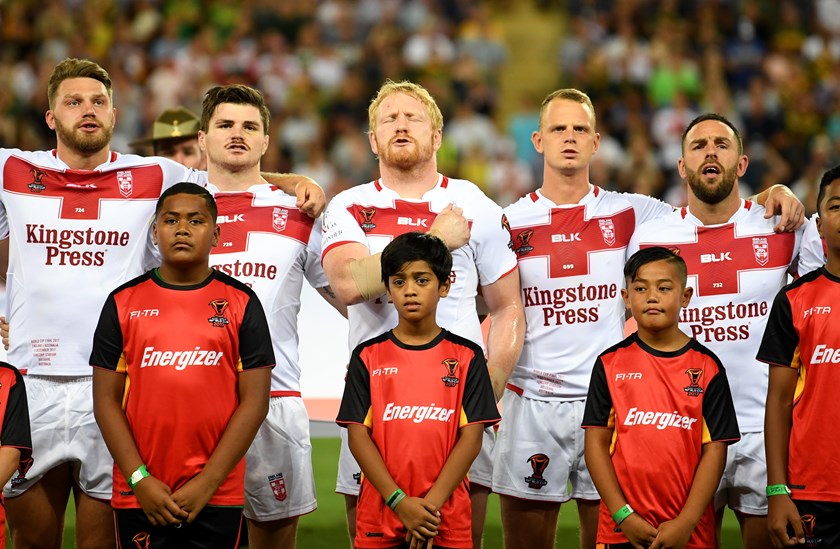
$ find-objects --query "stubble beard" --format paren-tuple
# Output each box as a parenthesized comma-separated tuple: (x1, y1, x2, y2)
(686, 163, 738, 205)
(54, 116, 113, 155)
(378, 135, 434, 171)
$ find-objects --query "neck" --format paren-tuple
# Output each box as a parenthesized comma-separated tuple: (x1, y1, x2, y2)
(56, 142, 111, 170)
(824, 254, 840, 279)
(208, 163, 263, 192)
(392, 320, 442, 346)
(687, 192, 741, 226)
(379, 162, 439, 199)
(156, 264, 212, 286)
(636, 325, 690, 352)
(539, 166, 591, 205)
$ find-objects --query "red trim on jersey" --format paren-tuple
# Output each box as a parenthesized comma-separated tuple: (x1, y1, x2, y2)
(505, 383, 523, 395)
(440, 176, 449, 188)
(321, 239, 355, 261)
(496, 263, 519, 282)
(529, 191, 539, 202)
(374, 179, 383, 192)
(18, 370, 26, 375)
(680, 207, 688, 219)
(744, 200, 753, 210)
(593, 185, 601, 196)
(270, 390, 302, 398)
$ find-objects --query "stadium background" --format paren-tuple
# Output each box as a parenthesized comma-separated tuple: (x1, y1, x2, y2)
(2, 0, 837, 546)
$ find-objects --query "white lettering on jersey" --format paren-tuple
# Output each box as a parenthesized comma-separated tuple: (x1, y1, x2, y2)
(623, 407, 698, 430)
(372, 367, 398, 376)
(804, 307, 832, 318)
(129, 309, 160, 319)
(811, 345, 840, 364)
(382, 402, 455, 423)
(217, 214, 245, 224)
(551, 233, 581, 243)
(396, 217, 428, 228)
(615, 372, 643, 381)
(140, 346, 223, 370)
(700, 252, 732, 263)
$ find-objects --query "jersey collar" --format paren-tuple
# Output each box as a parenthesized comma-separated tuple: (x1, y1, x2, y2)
(680, 199, 752, 227)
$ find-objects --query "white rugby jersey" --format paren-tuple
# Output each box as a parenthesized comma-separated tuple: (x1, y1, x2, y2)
(322, 175, 517, 349)
(0, 148, 195, 376)
(628, 201, 801, 432)
(798, 215, 825, 276)
(503, 186, 672, 400)
(209, 183, 327, 394)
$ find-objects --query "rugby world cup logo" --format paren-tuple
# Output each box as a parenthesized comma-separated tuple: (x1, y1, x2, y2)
(359, 208, 377, 232)
(524, 453, 550, 489)
(684, 368, 704, 397)
(514, 229, 535, 257)
(28, 168, 46, 193)
(441, 358, 460, 387)
(800, 514, 820, 547)
(132, 533, 151, 549)
(208, 299, 230, 327)
(502, 214, 514, 250)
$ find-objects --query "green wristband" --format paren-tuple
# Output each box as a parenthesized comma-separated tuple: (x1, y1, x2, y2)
(386, 488, 405, 510)
(127, 464, 150, 490)
(612, 503, 634, 526)
(766, 484, 792, 497)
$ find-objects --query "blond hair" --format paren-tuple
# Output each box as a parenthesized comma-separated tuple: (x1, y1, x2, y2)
(47, 58, 112, 110)
(539, 88, 596, 130)
(368, 80, 443, 133)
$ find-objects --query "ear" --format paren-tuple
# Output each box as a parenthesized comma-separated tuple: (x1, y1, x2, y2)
(198, 130, 207, 152)
(621, 287, 630, 310)
(592, 131, 601, 154)
(368, 131, 379, 156)
(212, 225, 220, 247)
(439, 277, 451, 298)
(152, 222, 159, 246)
(681, 285, 694, 308)
(46, 110, 56, 130)
(261, 133, 269, 156)
(432, 128, 442, 152)
(817, 215, 823, 239)
(677, 157, 687, 180)
(531, 130, 543, 155)
(736, 153, 749, 177)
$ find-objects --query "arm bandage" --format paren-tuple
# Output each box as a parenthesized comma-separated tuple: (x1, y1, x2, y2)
(349, 253, 386, 301)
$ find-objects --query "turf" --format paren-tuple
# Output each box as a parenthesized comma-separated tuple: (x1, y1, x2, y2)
(50, 436, 744, 548)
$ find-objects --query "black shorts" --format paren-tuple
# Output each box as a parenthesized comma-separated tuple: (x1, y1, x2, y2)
(115, 506, 243, 549)
(793, 500, 840, 547)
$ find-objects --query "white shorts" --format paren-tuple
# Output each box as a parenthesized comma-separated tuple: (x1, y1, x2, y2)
(335, 425, 496, 496)
(492, 393, 598, 503)
(4, 376, 112, 499)
(244, 396, 317, 521)
(714, 431, 767, 515)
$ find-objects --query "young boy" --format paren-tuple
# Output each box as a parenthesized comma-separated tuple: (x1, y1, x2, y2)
(583, 247, 740, 549)
(0, 361, 31, 549)
(337, 232, 500, 549)
(91, 182, 274, 548)
(760, 166, 840, 548)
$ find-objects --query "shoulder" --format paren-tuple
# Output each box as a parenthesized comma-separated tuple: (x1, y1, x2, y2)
(0, 361, 24, 383)
(440, 329, 484, 357)
(598, 333, 638, 361)
(110, 271, 155, 298)
(212, 270, 262, 299)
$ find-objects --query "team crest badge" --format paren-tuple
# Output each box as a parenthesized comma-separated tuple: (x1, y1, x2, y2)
(208, 299, 230, 327)
(441, 359, 460, 387)
(272, 207, 288, 232)
(513, 229, 535, 257)
(501, 214, 514, 250)
(684, 368, 704, 397)
(801, 514, 821, 547)
(117, 170, 133, 198)
(359, 208, 377, 232)
(268, 473, 287, 502)
(11, 455, 34, 487)
(752, 237, 769, 266)
(598, 219, 616, 246)
(524, 454, 550, 489)
(132, 533, 151, 549)
(28, 168, 46, 193)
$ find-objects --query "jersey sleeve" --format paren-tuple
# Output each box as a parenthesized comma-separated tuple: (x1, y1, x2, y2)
(89, 293, 126, 372)
(756, 288, 799, 368)
(304, 217, 329, 289)
(469, 193, 517, 286)
(623, 192, 674, 226)
(798, 215, 825, 276)
(238, 294, 276, 371)
(701, 364, 740, 444)
(337, 348, 371, 426)
(460, 351, 500, 427)
(0, 365, 31, 456)
(322, 192, 368, 258)
(582, 357, 614, 428)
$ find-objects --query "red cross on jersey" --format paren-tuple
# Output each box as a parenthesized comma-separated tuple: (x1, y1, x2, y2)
(215, 190, 313, 253)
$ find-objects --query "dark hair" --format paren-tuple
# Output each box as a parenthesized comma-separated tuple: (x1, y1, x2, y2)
(155, 182, 217, 221)
(201, 84, 270, 134)
(817, 165, 840, 215)
(624, 247, 687, 286)
(48, 58, 112, 110)
(381, 232, 452, 286)
(681, 113, 743, 155)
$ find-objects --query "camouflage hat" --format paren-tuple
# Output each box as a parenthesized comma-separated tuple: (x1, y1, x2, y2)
(129, 106, 200, 147)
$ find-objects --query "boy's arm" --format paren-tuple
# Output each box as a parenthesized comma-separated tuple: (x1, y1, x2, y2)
(585, 428, 658, 548)
(261, 172, 325, 218)
(765, 365, 805, 546)
(649, 441, 727, 549)
(424, 422, 484, 508)
(170, 366, 271, 522)
(92, 367, 187, 526)
(347, 423, 441, 539)
(0, 447, 20, 487)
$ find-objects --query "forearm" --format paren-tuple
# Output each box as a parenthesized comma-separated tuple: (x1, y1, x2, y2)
(347, 424, 400, 498)
(93, 386, 145, 479)
(765, 369, 795, 486)
(425, 424, 483, 508)
(677, 442, 727, 527)
(261, 172, 307, 194)
(0, 448, 20, 487)
(199, 372, 270, 489)
(322, 244, 383, 306)
(486, 301, 525, 401)
(585, 430, 628, 514)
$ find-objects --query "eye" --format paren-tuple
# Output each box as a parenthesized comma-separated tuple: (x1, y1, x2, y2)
(417, 277, 430, 285)
(392, 279, 405, 287)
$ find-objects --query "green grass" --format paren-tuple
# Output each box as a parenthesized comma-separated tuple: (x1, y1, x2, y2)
(52, 437, 744, 548)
